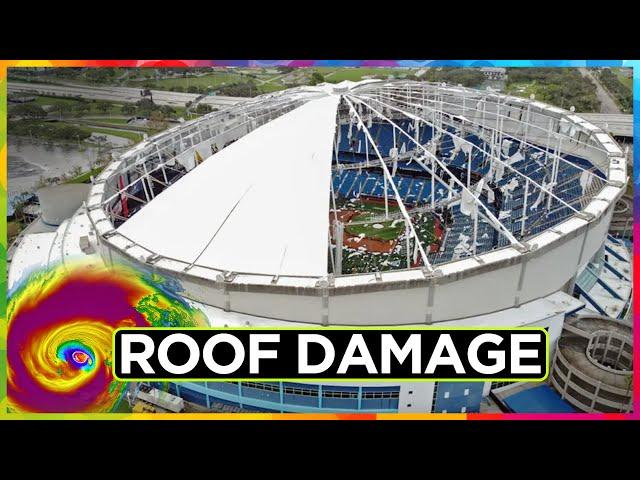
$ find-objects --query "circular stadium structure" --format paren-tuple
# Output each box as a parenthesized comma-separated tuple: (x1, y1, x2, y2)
(84, 80, 627, 327)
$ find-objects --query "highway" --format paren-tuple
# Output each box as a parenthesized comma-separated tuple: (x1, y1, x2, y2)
(7, 81, 247, 109)
(8, 81, 632, 137)
(578, 68, 622, 114)
(576, 113, 633, 138)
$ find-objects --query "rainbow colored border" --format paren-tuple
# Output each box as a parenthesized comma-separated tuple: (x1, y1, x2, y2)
(0, 59, 638, 420)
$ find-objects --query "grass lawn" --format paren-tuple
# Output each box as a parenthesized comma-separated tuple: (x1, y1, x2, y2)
(32, 95, 131, 116)
(85, 117, 131, 125)
(358, 201, 400, 215)
(57, 122, 143, 143)
(504, 82, 540, 98)
(613, 69, 633, 91)
(343, 201, 404, 241)
(339, 211, 436, 274)
(32, 95, 79, 107)
(65, 166, 105, 184)
(173, 106, 188, 118)
(84, 126, 143, 142)
(8, 220, 25, 245)
(138, 72, 246, 90)
(258, 82, 287, 94)
(345, 214, 405, 241)
(413, 213, 436, 246)
(128, 69, 158, 79)
(317, 67, 416, 83)
(32, 95, 188, 120)
(79, 119, 151, 133)
(27, 68, 131, 86)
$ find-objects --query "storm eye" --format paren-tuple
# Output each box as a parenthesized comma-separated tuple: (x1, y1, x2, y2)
(56, 341, 96, 371)
(72, 350, 92, 366)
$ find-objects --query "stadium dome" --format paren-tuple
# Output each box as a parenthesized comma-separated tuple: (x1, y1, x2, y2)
(85, 80, 627, 326)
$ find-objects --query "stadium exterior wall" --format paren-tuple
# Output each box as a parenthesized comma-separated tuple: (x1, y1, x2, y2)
(152, 308, 568, 413)
(97, 203, 614, 325)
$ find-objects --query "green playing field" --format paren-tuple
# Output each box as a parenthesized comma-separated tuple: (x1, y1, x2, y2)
(334, 196, 440, 275)
(344, 214, 405, 241)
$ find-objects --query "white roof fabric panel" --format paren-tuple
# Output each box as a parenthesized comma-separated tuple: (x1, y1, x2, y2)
(117, 94, 340, 277)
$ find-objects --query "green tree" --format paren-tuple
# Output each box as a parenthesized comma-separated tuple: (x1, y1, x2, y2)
(217, 80, 257, 97)
(121, 103, 136, 116)
(85, 68, 117, 83)
(160, 105, 176, 117)
(310, 71, 324, 85)
(149, 110, 167, 130)
(7, 120, 92, 142)
(74, 102, 91, 117)
(53, 102, 73, 119)
(135, 98, 156, 117)
(598, 69, 633, 113)
(424, 68, 485, 87)
(9, 103, 47, 119)
(506, 68, 601, 112)
(196, 103, 213, 114)
(96, 101, 112, 115)
(12, 199, 27, 222)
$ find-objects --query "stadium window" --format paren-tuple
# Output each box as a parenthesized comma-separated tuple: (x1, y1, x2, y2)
(361, 391, 399, 399)
(242, 382, 280, 393)
(431, 383, 439, 413)
(323, 390, 358, 399)
(491, 381, 515, 390)
(444, 391, 450, 399)
(461, 407, 467, 413)
(283, 386, 318, 397)
(464, 388, 469, 396)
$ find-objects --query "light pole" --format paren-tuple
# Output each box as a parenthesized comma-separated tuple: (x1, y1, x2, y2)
(622, 218, 631, 239)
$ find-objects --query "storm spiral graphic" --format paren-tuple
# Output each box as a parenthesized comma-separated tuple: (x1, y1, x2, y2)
(7, 261, 207, 413)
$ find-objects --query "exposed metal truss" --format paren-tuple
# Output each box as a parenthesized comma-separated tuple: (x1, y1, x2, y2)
(353, 92, 589, 217)
(343, 96, 434, 271)
(367, 84, 608, 183)
(345, 93, 525, 251)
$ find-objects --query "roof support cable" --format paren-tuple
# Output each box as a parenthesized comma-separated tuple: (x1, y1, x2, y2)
(348, 93, 525, 251)
(343, 96, 434, 272)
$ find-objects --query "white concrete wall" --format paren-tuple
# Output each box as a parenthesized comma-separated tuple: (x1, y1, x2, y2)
(229, 291, 325, 323)
(98, 207, 609, 325)
(398, 382, 436, 412)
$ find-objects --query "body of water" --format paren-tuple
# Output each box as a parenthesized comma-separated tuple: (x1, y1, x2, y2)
(8, 139, 100, 197)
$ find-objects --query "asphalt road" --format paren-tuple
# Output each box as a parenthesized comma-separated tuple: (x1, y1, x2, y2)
(9, 80, 632, 137)
(8, 81, 247, 109)
(576, 113, 633, 138)
(579, 68, 622, 114)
